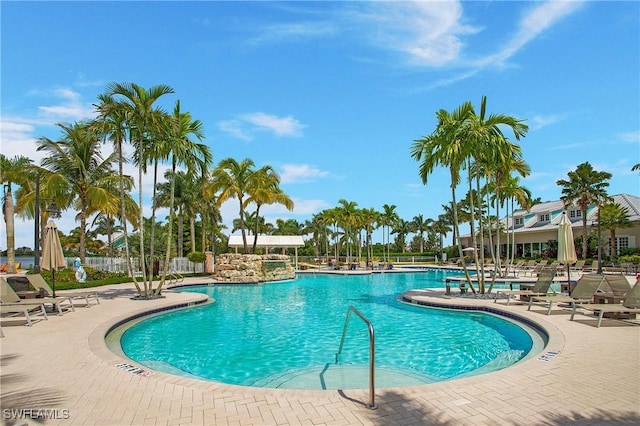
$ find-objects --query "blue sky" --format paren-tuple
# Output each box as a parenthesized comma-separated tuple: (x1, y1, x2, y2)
(1, 1, 639, 251)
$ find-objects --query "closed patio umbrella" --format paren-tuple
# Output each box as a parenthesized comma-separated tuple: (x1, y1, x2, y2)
(557, 212, 578, 291)
(41, 220, 66, 297)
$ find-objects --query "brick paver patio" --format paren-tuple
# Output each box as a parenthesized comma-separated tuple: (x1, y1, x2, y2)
(1, 275, 639, 425)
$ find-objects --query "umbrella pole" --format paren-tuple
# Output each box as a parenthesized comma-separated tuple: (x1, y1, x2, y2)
(566, 264, 571, 295)
(52, 270, 56, 298)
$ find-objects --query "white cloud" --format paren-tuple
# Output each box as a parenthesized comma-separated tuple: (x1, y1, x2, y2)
(618, 131, 640, 143)
(279, 163, 329, 184)
(217, 119, 252, 141)
(530, 114, 567, 131)
(241, 112, 305, 137)
(219, 112, 306, 140)
(355, 1, 478, 67)
(37, 87, 95, 121)
(250, 21, 338, 44)
(475, 1, 584, 68)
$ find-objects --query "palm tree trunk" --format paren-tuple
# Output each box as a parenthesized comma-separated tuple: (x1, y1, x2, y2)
(452, 171, 475, 293)
(3, 188, 16, 274)
(118, 142, 142, 296)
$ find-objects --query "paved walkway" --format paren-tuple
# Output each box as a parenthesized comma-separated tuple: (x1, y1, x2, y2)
(1, 275, 639, 425)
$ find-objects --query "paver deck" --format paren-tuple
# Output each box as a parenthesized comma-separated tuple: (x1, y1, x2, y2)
(1, 274, 639, 425)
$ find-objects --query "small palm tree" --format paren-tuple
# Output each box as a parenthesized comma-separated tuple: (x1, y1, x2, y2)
(557, 162, 612, 260)
(598, 202, 632, 262)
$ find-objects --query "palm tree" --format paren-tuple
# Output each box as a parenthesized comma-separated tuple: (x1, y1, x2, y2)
(598, 202, 632, 262)
(411, 102, 476, 290)
(380, 204, 399, 264)
(155, 102, 211, 295)
(245, 166, 294, 253)
(93, 92, 141, 293)
(37, 122, 120, 263)
(391, 218, 413, 253)
(103, 82, 175, 296)
(210, 158, 256, 253)
(432, 214, 451, 262)
(0, 154, 32, 273)
(557, 162, 612, 259)
(411, 214, 432, 253)
(464, 96, 528, 293)
(335, 199, 358, 263)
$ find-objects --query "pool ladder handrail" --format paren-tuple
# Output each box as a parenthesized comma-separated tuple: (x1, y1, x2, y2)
(335, 305, 377, 410)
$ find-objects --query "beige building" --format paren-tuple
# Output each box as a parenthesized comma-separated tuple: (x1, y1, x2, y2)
(461, 193, 640, 258)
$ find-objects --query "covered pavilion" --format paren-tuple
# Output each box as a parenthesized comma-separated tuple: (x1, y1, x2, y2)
(227, 235, 305, 269)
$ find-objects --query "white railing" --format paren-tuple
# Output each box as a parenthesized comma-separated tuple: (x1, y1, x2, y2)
(79, 257, 203, 274)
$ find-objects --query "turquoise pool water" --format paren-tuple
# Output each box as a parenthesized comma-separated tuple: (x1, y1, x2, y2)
(119, 270, 545, 389)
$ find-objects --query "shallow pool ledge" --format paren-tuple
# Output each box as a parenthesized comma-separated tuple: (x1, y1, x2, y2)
(401, 289, 564, 352)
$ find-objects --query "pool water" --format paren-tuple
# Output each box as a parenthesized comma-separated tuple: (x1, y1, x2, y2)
(119, 270, 545, 389)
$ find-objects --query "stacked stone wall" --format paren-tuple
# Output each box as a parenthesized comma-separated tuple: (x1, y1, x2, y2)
(214, 253, 295, 283)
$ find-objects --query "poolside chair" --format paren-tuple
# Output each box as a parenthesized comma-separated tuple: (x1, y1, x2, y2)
(569, 260, 586, 272)
(570, 280, 640, 327)
(494, 268, 556, 306)
(528, 274, 605, 316)
(26, 274, 99, 306)
(599, 274, 632, 297)
(1, 277, 74, 315)
(1, 303, 48, 327)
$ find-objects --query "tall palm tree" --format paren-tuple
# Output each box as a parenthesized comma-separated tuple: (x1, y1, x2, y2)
(411, 102, 477, 290)
(464, 96, 528, 293)
(0, 154, 32, 273)
(380, 204, 398, 264)
(103, 82, 175, 296)
(37, 122, 120, 263)
(360, 207, 380, 267)
(432, 214, 451, 262)
(557, 162, 612, 260)
(598, 202, 632, 262)
(93, 92, 141, 293)
(155, 102, 211, 295)
(209, 158, 256, 253)
(335, 199, 358, 263)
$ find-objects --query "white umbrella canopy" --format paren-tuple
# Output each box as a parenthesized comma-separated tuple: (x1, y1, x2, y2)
(41, 220, 66, 297)
(557, 212, 578, 289)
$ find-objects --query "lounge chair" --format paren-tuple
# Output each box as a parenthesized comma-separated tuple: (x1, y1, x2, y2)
(570, 280, 640, 327)
(599, 274, 632, 297)
(26, 274, 99, 306)
(1, 277, 74, 315)
(569, 260, 586, 272)
(494, 268, 556, 306)
(1, 303, 48, 326)
(528, 274, 605, 315)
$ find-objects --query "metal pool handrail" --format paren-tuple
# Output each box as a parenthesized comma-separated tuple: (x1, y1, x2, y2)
(335, 305, 377, 410)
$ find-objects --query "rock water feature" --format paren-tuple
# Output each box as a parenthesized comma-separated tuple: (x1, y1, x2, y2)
(213, 253, 295, 283)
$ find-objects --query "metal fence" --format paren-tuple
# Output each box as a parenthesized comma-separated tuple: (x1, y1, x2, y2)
(79, 257, 203, 275)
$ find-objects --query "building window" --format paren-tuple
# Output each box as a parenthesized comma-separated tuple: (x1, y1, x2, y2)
(515, 217, 523, 226)
(618, 237, 629, 253)
(569, 210, 582, 218)
(538, 213, 550, 222)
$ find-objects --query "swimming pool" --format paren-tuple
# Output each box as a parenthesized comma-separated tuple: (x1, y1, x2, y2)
(118, 270, 546, 389)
